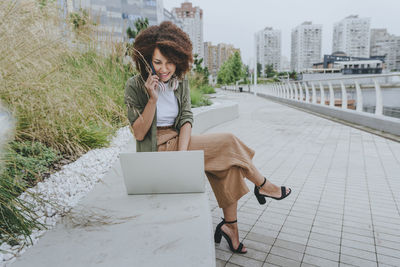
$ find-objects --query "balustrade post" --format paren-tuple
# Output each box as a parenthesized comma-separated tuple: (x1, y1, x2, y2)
(304, 82, 310, 103)
(299, 83, 304, 101)
(328, 82, 335, 107)
(319, 82, 325, 105)
(289, 83, 293, 99)
(283, 83, 289, 99)
(374, 79, 383, 115)
(294, 83, 298, 100)
(282, 83, 286, 98)
(340, 81, 347, 109)
(311, 82, 317, 104)
(355, 81, 363, 112)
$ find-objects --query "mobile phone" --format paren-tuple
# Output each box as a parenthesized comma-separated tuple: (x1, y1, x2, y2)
(149, 61, 156, 75)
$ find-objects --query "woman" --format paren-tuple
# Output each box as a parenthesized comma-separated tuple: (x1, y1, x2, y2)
(124, 21, 291, 254)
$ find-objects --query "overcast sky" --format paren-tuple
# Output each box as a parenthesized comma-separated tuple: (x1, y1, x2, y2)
(163, 0, 400, 66)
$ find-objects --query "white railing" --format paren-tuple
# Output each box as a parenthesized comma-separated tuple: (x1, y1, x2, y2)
(251, 73, 400, 117)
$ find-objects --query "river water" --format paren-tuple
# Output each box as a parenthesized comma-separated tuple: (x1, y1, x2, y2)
(314, 87, 400, 119)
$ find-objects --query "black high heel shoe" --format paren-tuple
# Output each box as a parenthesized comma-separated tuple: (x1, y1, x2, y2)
(214, 218, 247, 254)
(254, 177, 292, 205)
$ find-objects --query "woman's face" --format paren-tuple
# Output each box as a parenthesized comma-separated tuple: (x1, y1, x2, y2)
(152, 47, 177, 82)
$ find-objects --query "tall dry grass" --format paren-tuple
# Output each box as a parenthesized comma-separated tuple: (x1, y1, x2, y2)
(0, 0, 132, 158)
(0, 0, 134, 244)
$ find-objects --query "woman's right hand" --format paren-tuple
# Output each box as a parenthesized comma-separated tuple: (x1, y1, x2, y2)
(145, 74, 159, 102)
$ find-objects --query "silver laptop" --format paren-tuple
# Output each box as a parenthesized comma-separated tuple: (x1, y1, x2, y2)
(119, 150, 205, 194)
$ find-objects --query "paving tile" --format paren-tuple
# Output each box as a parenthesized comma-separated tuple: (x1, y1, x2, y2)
(377, 253, 400, 266)
(340, 246, 377, 262)
(339, 262, 358, 267)
(343, 219, 372, 231)
(265, 254, 301, 267)
(216, 248, 232, 261)
(250, 225, 279, 238)
(310, 225, 341, 238)
(309, 232, 341, 245)
(254, 220, 282, 232)
(243, 239, 271, 253)
(283, 220, 312, 232)
(237, 222, 253, 232)
(270, 245, 303, 261)
(375, 232, 400, 243)
(273, 239, 306, 253)
(340, 254, 378, 267)
(302, 254, 338, 267)
(240, 207, 264, 216)
(246, 232, 276, 245)
(262, 263, 282, 267)
(304, 246, 339, 262)
(300, 263, 318, 267)
(374, 239, 400, 251)
(225, 262, 242, 267)
(341, 232, 375, 244)
(341, 237, 376, 253)
(238, 211, 260, 221)
(280, 226, 310, 238)
(241, 247, 268, 262)
(277, 232, 308, 245)
(376, 245, 400, 259)
(216, 258, 228, 267)
(307, 239, 340, 253)
(342, 225, 373, 237)
(228, 254, 264, 267)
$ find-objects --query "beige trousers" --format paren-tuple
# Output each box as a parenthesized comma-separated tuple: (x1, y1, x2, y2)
(157, 128, 258, 208)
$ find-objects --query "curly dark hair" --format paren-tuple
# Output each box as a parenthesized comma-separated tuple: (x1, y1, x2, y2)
(132, 21, 193, 81)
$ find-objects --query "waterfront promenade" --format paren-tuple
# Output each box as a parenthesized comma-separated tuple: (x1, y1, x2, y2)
(208, 90, 400, 267)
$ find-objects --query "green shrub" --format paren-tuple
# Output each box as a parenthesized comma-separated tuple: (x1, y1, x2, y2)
(199, 84, 216, 94)
(0, 141, 58, 244)
(190, 88, 212, 108)
(2, 141, 61, 187)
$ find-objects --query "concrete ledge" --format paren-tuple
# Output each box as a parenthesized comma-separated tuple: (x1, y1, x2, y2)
(12, 101, 240, 267)
(192, 102, 239, 134)
(257, 93, 400, 137)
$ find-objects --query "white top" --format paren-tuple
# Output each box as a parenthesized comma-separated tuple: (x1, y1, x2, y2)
(156, 83, 178, 126)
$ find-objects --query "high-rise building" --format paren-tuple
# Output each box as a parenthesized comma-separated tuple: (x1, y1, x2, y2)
(291, 21, 322, 72)
(255, 27, 281, 73)
(71, 0, 164, 42)
(332, 15, 370, 58)
(204, 42, 218, 76)
(172, 2, 203, 59)
(163, 8, 182, 29)
(203, 42, 240, 77)
(217, 43, 240, 69)
(370, 29, 400, 71)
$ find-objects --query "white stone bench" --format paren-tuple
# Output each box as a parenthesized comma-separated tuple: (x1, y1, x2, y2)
(11, 101, 239, 267)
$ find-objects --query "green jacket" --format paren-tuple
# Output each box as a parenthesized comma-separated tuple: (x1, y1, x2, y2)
(124, 74, 193, 152)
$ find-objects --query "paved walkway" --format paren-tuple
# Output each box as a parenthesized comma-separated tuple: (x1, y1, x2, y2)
(207, 90, 400, 267)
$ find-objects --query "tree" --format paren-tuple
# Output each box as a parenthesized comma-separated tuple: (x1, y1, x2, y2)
(192, 54, 209, 85)
(230, 52, 243, 83)
(257, 63, 262, 77)
(217, 52, 244, 84)
(265, 64, 276, 77)
(289, 70, 298, 80)
(242, 64, 250, 84)
(126, 17, 149, 40)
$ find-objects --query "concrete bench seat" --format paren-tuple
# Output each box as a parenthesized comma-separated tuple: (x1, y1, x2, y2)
(12, 101, 239, 267)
